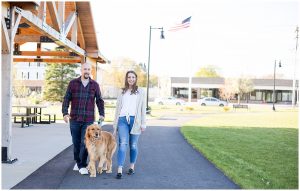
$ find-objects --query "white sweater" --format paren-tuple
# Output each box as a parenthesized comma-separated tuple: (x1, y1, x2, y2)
(113, 88, 146, 135)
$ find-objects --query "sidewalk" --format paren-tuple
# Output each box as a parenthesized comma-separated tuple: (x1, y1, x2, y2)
(2, 114, 239, 189)
(1, 121, 72, 189)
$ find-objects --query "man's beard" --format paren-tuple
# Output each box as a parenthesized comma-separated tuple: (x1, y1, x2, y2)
(83, 73, 89, 79)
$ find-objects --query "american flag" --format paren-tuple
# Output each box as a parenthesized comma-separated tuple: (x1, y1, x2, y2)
(168, 16, 191, 32)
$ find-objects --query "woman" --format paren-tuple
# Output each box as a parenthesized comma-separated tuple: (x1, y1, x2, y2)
(113, 70, 147, 179)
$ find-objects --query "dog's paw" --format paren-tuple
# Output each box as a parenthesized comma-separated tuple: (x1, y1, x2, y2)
(90, 174, 96, 178)
(97, 168, 103, 174)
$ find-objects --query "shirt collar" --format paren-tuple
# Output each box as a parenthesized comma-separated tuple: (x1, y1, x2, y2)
(77, 76, 94, 84)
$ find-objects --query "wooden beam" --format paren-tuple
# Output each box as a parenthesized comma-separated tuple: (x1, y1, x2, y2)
(13, 51, 78, 57)
(77, 16, 85, 49)
(13, 57, 81, 63)
(71, 14, 77, 43)
(46, 2, 61, 32)
(15, 35, 40, 43)
(64, 12, 76, 36)
(11, 14, 22, 40)
(15, 7, 85, 56)
(18, 27, 42, 35)
(58, 1, 65, 33)
(37, 42, 41, 51)
(37, 1, 46, 21)
(1, 17, 10, 52)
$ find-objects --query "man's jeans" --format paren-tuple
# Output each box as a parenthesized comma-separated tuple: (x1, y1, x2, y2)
(70, 120, 92, 169)
(117, 116, 140, 168)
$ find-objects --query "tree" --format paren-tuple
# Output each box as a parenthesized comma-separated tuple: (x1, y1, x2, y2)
(219, 78, 236, 102)
(195, 65, 220, 77)
(43, 63, 79, 102)
(106, 57, 158, 88)
(219, 77, 254, 104)
(233, 77, 254, 104)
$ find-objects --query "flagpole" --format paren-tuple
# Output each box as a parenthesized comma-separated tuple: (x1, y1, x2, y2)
(188, 16, 193, 105)
(168, 16, 192, 103)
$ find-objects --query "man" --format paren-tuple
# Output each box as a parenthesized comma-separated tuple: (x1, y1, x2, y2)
(62, 62, 105, 175)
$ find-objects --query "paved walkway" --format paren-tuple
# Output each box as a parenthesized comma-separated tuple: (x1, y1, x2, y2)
(3, 114, 239, 189)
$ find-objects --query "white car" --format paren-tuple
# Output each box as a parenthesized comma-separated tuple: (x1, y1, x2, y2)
(155, 97, 185, 105)
(198, 97, 228, 107)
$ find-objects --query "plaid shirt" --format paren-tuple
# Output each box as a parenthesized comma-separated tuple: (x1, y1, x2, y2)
(62, 77, 104, 122)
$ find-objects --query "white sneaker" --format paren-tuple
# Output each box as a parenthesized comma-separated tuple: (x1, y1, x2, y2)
(73, 163, 79, 171)
(79, 168, 89, 175)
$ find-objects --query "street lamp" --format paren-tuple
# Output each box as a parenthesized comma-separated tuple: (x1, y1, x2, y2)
(146, 26, 165, 114)
(273, 60, 282, 111)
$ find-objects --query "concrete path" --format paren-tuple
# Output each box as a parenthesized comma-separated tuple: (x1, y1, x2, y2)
(10, 114, 239, 189)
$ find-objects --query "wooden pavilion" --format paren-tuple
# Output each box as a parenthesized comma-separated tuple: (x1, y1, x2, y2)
(1, 1, 108, 163)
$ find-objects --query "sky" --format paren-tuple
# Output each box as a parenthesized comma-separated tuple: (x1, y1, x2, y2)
(92, 0, 299, 79)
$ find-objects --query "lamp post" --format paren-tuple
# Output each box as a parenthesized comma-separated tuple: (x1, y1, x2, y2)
(146, 26, 165, 114)
(273, 60, 282, 111)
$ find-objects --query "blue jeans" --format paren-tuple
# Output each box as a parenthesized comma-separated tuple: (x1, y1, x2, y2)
(117, 116, 140, 168)
(70, 120, 92, 169)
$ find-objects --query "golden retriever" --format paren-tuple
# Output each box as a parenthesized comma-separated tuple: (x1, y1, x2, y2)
(85, 124, 116, 177)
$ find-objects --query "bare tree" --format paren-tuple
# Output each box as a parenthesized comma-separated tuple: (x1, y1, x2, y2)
(233, 77, 254, 104)
(219, 78, 236, 102)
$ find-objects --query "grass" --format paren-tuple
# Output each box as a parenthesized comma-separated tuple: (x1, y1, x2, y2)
(181, 109, 298, 189)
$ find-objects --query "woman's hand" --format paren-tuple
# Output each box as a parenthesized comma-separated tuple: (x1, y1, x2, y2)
(141, 127, 146, 132)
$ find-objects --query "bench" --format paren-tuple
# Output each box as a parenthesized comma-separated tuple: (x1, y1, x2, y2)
(40, 113, 56, 124)
(233, 104, 249, 110)
(12, 113, 41, 128)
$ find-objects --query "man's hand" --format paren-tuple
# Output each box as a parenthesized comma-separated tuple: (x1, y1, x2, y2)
(141, 127, 146, 132)
(63, 115, 70, 123)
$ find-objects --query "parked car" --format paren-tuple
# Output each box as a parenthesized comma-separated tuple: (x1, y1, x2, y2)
(198, 97, 228, 106)
(155, 97, 186, 105)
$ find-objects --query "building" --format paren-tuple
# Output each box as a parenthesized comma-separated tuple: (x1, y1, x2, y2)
(171, 77, 299, 104)
(13, 61, 81, 94)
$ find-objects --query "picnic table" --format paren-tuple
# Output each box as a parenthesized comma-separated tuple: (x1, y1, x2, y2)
(12, 105, 55, 127)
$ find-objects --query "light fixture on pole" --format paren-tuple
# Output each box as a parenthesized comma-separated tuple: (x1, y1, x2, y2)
(146, 26, 164, 114)
(273, 60, 282, 111)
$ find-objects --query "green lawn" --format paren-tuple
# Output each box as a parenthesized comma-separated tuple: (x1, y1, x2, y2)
(181, 109, 298, 189)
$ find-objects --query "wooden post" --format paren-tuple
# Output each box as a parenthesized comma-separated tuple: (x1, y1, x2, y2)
(1, 5, 18, 163)
(86, 57, 97, 81)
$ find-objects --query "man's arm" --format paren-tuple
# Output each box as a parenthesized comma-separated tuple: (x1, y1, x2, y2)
(95, 84, 105, 118)
(62, 82, 72, 117)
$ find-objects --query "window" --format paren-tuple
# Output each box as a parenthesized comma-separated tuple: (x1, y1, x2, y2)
(256, 91, 262, 101)
(28, 62, 31, 67)
(277, 92, 282, 101)
(21, 72, 23, 79)
(27, 72, 30, 79)
(36, 72, 39, 79)
(282, 91, 292, 102)
(250, 91, 256, 100)
(37, 62, 40, 67)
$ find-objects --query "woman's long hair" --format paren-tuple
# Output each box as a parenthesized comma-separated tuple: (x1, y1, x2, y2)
(122, 70, 139, 94)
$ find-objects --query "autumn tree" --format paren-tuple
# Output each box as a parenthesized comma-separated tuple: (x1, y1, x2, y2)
(195, 65, 220, 77)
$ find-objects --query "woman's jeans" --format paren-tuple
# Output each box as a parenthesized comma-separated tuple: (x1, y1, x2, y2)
(117, 116, 140, 168)
(70, 120, 93, 169)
